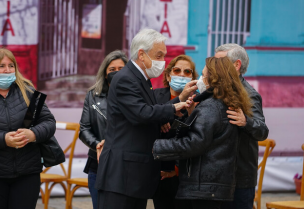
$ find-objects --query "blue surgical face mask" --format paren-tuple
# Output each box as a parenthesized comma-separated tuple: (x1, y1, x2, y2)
(0, 73, 16, 90)
(169, 75, 192, 92)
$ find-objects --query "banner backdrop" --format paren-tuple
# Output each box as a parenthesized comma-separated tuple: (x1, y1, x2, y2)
(140, 0, 188, 46)
(125, 0, 189, 87)
(0, 0, 39, 86)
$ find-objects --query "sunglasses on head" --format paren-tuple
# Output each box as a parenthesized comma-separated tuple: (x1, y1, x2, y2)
(171, 67, 193, 76)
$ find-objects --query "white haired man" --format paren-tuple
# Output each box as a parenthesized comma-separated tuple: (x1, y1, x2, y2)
(215, 44, 269, 209)
(95, 29, 198, 209)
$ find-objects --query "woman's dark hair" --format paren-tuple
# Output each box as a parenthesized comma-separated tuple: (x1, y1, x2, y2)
(89, 50, 128, 95)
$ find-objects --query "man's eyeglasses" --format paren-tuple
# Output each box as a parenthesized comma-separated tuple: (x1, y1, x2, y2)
(171, 67, 193, 76)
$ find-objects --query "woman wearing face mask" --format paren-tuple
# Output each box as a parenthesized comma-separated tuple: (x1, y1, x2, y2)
(79, 50, 128, 209)
(153, 57, 253, 209)
(0, 48, 56, 209)
(153, 55, 198, 209)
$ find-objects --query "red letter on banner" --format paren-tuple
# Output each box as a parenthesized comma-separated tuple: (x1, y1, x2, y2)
(1, 19, 15, 36)
(160, 21, 171, 38)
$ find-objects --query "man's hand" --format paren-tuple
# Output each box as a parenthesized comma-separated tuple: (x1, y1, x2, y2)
(5, 132, 28, 149)
(186, 94, 197, 116)
(161, 123, 171, 133)
(15, 128, 36, 142)
(97, 140, 105, 163)
(174, 102, 187, 112)
(173, 102, 187, 117)
(227, 107, 246, 126)
(178, 80, 198, 102)
(160, 170, 176, 180)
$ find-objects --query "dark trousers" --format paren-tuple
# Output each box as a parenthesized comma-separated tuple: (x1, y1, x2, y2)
(190, 199, 222, 209)
(88, 169, 98, 209)
(153, 176, 189, 209)
(220, 187, 255, 209)
(0, 173, 41, 209)
(98, 190, 147, 209)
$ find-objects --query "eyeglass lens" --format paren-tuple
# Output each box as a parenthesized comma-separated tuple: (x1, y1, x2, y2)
(172, 67, 192, 76)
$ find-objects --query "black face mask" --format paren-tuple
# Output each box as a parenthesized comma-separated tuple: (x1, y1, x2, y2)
(107, 71, 119, 84)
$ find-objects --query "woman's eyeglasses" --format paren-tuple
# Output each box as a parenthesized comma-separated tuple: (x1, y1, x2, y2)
(171, 67, 193, 76)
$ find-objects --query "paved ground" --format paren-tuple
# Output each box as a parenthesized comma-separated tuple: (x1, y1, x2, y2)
(36, 192, 301, 209)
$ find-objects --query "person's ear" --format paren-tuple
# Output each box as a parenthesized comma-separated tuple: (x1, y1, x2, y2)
(138, 49, 145, 62)
(166, 73, 171, 83)
(233, 59, 242, 74)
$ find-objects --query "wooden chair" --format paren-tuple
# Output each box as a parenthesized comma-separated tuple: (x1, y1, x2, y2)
(40, 122, 80, 209)
(253, 139, 276, 209)
(65, 177, 89, 209)
(266, 144, 304, 209)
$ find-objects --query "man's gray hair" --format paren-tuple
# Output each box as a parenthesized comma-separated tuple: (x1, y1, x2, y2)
(130, 29, 167, 61)
(215, 43, 249, 75)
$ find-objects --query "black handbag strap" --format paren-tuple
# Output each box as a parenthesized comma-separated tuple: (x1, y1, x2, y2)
(23, 90, 47, 128)
(34, 92, 47, 123)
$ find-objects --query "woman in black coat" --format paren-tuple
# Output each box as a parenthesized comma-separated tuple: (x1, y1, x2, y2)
(0, 48, 56, 209)
(153, 55, 198, 209)
(79, 50, 128, 209)
(153, 57, 253, 209)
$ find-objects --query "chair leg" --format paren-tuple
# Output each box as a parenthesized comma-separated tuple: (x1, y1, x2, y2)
(66, 185, 82, 209)
(65, 183, 71, 209)
(44, 182, 49, 209)
(40, 187, 45, 204)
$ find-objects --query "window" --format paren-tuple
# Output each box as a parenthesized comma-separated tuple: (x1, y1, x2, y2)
(207, 0, 251, 57)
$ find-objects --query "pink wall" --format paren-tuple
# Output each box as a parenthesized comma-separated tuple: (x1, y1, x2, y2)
(245, 77, 304, 107)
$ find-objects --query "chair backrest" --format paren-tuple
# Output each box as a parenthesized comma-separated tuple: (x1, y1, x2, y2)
(42, 122, 80, 179)
(256, 139, 276, 200)
(300, 144, 304, 200)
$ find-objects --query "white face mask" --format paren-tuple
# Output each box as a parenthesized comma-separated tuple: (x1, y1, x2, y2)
(142, 52, 166, 78)
(197, 76, 209, 93)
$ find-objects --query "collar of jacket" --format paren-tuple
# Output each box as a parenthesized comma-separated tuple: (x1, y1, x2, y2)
(193, 87, 214, 103)
(99, 92, 107, 97)
(159, 87, 171, 97)
(127, 61, 156, 104)
(239, 75, 244, 82)
(93, 90, 107, 98)
(3, 82, 17, 98)
(127, 61, 147, 81)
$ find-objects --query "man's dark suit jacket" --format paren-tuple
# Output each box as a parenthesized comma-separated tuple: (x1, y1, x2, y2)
(95, 61, 180, 199)
(154, 87, 176, 171)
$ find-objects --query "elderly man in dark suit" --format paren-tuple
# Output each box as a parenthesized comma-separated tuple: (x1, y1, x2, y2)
(95, 29, 198, 209)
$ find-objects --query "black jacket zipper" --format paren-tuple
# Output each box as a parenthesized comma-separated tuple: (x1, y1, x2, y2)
(3, 98, 18, 176)
(3, 99, 12, 131)
(154, 153, 175, 160)
(186, 158, 192, 178)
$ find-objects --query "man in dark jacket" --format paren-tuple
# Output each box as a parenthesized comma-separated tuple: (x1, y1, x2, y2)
(215, 44, 269, 209)
(95, 29, 197, 209)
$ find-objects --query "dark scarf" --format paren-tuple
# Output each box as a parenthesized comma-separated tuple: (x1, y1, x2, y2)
(193, 87, 214, 103)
